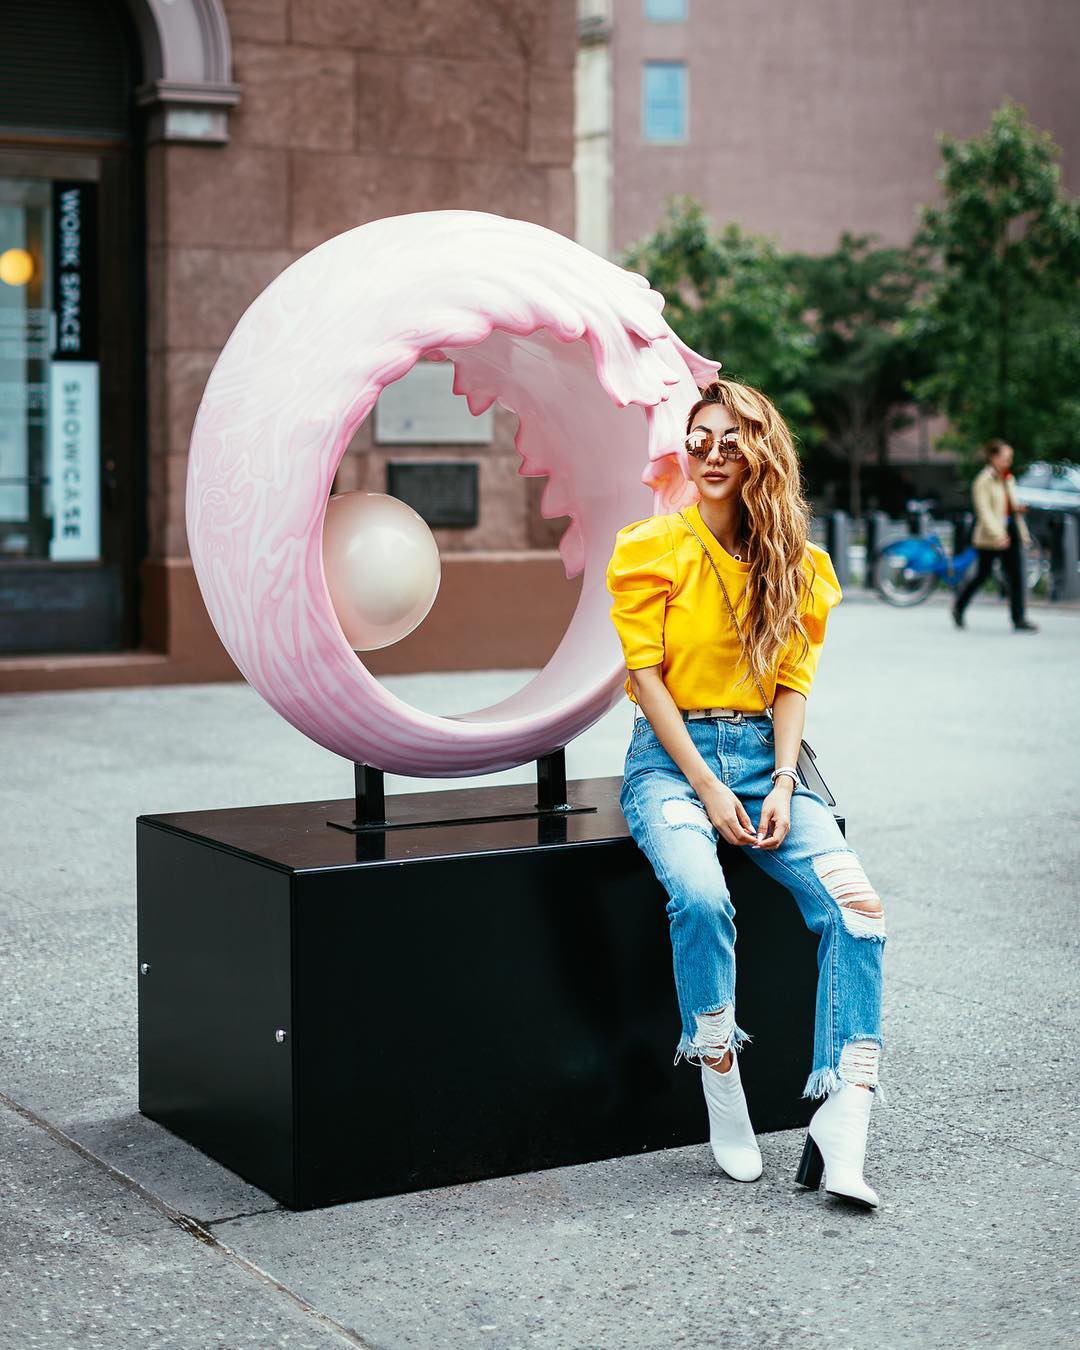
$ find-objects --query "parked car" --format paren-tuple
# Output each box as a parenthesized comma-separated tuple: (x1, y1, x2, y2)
(1014, 462, 1080, 515)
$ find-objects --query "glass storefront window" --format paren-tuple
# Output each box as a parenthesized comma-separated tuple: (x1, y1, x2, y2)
(0, 176, 100, 562)
(0, 178, 50, 556)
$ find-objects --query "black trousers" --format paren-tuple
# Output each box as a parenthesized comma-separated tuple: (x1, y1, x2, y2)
(955, 521, 1027, 625)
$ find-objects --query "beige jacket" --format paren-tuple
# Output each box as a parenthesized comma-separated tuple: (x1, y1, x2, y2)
(971, 465, 1030, 550)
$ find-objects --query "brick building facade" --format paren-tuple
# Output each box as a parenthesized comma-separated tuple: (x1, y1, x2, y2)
(0, 0, 578, 690)
(577, 0, 1080, 258)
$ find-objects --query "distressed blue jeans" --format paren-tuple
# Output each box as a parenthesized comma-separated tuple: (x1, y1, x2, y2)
(620, 713, 885, 1099)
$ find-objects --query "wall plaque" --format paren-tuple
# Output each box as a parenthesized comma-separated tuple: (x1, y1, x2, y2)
(374, 361, 492, 444)
(387, 461, 479, 528)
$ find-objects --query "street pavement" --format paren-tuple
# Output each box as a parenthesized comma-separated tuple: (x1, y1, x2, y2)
(1, 589, 1078, 1349)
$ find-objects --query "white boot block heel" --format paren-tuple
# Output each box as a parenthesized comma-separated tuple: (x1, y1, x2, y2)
(804, 1081, 879, 1209)
(700, 1055, 762, 1183)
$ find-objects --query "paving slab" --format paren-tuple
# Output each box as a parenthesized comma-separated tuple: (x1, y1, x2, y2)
(2, 1016, 281, 1227)
(0, 1103, 356, 1350)
(882, 984, 1078, 1168)
(212, 1110, 1078, 1350)
(1, 905, 135, 1034)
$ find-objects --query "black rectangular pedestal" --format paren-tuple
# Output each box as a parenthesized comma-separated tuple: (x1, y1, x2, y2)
(137, 777, 821, 1210)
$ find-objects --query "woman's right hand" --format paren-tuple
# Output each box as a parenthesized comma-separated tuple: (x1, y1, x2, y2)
(698, 779, 759, 847)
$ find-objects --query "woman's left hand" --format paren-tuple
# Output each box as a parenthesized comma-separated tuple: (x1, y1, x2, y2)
(754, 785, 792, 850)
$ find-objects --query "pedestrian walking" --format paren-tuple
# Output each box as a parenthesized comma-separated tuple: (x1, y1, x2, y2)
(952, 440, 1038, 631)
(605, 379, 886, 1208)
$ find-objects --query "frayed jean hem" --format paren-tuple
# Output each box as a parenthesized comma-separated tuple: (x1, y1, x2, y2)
(802, 1034, 886, 1101)
(673, 1022, 752, 1068)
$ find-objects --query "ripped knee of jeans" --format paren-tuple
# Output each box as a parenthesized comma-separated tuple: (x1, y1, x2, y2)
(812, 850, 886, 939)
(660, 796, 715, 838)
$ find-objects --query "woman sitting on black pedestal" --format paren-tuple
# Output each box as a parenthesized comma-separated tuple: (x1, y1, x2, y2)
(606, 379, 886, 1208)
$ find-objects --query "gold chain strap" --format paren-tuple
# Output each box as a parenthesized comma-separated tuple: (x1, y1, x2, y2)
(677, 511, 833, 801)
(678, 510, 773, 720)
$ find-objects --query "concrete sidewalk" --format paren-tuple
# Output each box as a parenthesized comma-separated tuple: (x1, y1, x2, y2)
(1, 594, 1078, 1348)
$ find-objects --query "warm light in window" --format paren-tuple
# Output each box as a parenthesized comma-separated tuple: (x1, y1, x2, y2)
(0, 248, 34, 286)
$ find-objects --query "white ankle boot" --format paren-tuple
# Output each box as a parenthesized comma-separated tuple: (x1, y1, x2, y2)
(700, 1054, 762, 1182)
(798, 1082, 879, 1208)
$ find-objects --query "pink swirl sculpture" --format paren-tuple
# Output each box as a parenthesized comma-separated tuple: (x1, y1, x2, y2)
(186, 211, 718, 776)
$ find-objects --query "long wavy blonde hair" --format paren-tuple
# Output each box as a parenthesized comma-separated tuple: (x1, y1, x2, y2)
(686, 379, 813, 685)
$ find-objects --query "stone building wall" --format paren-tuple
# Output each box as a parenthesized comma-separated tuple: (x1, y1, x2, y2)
(140, 0, 578, 682)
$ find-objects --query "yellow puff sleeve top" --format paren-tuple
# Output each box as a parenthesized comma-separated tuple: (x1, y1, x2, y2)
(605, 503, 842, 710)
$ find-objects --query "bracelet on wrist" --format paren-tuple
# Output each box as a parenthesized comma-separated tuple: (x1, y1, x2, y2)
(770, 766, 799, 790)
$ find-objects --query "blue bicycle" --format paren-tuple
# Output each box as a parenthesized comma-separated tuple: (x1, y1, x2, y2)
(872, 526, 1048, 607)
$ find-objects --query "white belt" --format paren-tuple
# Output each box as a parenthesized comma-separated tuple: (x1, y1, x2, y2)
(635, 706, 748, 721)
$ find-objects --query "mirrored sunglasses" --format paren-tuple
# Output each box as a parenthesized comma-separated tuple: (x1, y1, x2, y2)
(684, 429, 745, 462)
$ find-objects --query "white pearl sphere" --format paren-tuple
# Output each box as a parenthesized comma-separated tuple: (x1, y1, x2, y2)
(321, 491, 441, 650)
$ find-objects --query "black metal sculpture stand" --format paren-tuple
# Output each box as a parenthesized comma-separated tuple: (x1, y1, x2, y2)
(333, 748, 596, 833)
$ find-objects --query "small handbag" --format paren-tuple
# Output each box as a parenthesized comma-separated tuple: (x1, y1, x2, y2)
(678, 511, 836, 806)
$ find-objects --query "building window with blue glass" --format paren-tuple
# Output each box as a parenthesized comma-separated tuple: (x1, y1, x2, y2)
(644, 0, 688, 21)
(642, 62, 687, 142)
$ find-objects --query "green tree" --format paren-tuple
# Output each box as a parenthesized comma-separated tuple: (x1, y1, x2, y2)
(623, 200, 928, 514)
(621, 198, 815, 434)
(792, 233, 930, 518)
(911, 100, 1080, 464)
